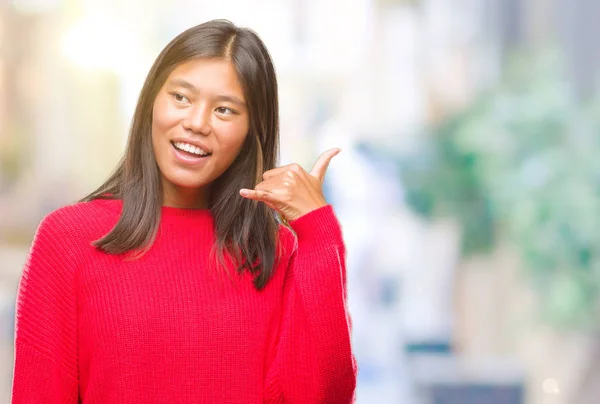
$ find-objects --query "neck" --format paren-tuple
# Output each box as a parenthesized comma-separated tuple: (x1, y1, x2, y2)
(162, 183, 210, 209)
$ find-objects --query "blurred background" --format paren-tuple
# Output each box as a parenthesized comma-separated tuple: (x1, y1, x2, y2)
(1, 0, 599, 402)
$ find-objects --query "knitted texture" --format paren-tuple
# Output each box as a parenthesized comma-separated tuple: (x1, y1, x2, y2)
(12, 199, 356, 403)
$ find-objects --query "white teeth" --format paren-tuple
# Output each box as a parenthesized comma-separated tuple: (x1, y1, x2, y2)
(173, 142, 208, 156)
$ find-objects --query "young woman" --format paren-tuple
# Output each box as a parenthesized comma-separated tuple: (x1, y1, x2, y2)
(11, 19, 356, 403)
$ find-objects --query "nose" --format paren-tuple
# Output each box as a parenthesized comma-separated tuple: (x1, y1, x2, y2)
(182, 103, 212, 136)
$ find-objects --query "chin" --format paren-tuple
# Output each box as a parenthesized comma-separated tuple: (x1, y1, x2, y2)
(164, 172, 208, 190)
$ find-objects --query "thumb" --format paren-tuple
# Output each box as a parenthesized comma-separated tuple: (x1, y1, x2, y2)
(309, 148, 341, 183)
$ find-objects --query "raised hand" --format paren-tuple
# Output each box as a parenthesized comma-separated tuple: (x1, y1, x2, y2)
(239, 148, 340, 222)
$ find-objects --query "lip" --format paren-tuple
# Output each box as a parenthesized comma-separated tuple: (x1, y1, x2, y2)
(171, 142, 211, 167)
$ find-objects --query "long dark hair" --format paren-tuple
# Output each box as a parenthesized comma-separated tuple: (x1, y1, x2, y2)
(82, 20, 280, 289)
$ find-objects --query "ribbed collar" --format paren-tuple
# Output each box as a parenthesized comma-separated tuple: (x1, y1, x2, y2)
(92, 198, 214, 225)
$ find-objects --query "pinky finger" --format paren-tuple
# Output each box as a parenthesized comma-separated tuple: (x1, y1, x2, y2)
(240, 189, 280, 212)
(240, 188, 274, 202)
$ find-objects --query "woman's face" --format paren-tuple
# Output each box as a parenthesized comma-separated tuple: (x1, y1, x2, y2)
(152, 58, 250, 208)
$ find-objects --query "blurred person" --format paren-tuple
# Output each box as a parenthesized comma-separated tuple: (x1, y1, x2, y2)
(11, 20, 356, 403)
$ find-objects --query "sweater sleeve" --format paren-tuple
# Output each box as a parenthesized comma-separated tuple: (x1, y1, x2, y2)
(12, 210, 79, 403)
(264, 205, 357, 403)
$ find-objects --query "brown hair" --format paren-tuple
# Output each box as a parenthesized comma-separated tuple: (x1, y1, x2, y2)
(82, 20, 280, 289)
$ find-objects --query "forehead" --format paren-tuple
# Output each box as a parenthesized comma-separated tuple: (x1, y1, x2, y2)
(165, 58, 245, 98)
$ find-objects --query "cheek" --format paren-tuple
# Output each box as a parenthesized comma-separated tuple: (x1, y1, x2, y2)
(218, 121, 250, 153)
(150, 120, 162, 157)
(151, 101, 177, 155)
(218, 134, 248, 167)
(151, 108, 171, 161)
(152, 100, 170, 135)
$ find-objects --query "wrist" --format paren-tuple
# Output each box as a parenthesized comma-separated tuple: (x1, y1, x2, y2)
(288, 202, 328, 222)
(288, 204, 343, 243)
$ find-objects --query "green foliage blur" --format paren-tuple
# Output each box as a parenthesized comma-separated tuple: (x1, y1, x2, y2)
(401, 51, 600, 329)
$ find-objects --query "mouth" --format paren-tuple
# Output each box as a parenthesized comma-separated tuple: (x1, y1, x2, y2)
(170, 141, 212, 158)
(170, 141, 212, 167)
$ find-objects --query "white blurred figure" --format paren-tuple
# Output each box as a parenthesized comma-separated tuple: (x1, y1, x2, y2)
(316, 116, 413, 403)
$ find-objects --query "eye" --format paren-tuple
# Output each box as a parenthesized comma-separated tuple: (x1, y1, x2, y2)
(171, 92, 190, 103)
(215, 107, 236, 116)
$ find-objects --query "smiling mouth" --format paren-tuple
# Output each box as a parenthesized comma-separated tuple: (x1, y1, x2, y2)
(170, 141, 212, 158)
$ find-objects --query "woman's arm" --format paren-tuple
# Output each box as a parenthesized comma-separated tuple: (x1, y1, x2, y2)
(12, 210, 79, 403)
(264, 206, 357, 403)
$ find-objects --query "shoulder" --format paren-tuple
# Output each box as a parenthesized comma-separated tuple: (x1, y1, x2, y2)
(35, 198, 121, 244)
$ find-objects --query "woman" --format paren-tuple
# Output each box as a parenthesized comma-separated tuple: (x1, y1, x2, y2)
(11, 19, 356, 403)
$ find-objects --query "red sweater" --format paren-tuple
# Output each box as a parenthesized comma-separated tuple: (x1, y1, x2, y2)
(12, 199, 356, 403)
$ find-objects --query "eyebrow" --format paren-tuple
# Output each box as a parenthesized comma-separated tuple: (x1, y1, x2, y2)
(168, 78, 246, 106)
(214, 95, 246, 107)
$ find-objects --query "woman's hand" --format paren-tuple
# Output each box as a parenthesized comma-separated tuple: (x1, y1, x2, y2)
(239, 148, 340, 222)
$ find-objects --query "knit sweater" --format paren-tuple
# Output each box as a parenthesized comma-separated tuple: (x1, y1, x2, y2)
(11, 199, 356, 403)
